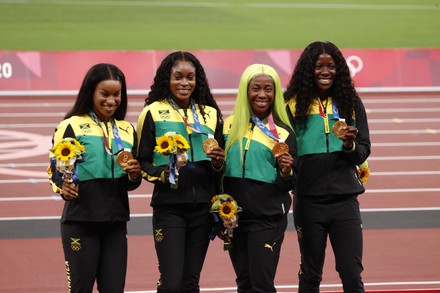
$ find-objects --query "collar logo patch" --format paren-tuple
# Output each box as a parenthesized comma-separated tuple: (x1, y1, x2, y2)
(159, 109, 170, 120)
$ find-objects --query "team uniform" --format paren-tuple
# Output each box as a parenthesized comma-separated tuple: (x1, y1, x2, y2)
(222, 115, 297, 293)
(136, 99, 224, 292)
(286, 97, 371, 293)
(48, 114, 141, 293)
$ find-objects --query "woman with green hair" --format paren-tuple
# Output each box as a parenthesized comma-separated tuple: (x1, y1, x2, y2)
(222, 64, 297, 292)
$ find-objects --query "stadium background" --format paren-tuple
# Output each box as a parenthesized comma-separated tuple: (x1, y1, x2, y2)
(0, 1, 439, 292)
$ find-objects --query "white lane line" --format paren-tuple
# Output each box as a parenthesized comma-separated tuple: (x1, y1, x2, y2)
(4, 107, 440, 117)
(370, 129, 440, 134)
(366, 188, 440, 193)
(1, 207, 439, 221)
(369, 156, 440, 160)
(2, 188, 440, 201)
(370, 118, 440, 123)
(374, 142, 440, 146)
(2, 98, 440, 108)
(0, 194, 153, 201)
(98, 280, 440, 293)
(367, 107, 440, 113)
(3, 119, 440, 128)
(373, 171, 440, 175)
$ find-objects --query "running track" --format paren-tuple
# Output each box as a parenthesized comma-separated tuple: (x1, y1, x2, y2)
(0, 92, 439, 293)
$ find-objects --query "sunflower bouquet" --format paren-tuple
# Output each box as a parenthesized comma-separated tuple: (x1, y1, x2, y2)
(210, 194, 242, 250)
(155, 132, 190, 188)
(49, 137, 85, 184)
(357, 160, 370, 184)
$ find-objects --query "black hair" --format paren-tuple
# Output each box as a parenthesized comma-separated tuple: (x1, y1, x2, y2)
(146, 51, 222, 123)
(284, 41, 359, 130)
(64, 63, 128, 120)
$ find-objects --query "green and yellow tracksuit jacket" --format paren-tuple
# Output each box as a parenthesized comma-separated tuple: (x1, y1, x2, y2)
(136, 100, 224, 207)
(222, 115, 297, 220)
(286, 97, 371, 197)
(48, 115, 141, 222)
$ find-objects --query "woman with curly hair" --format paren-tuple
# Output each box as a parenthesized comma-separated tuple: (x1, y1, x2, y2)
(136, 51, 225, 293)
(223, 64, 297, 292)
(284, 41, 371, 292)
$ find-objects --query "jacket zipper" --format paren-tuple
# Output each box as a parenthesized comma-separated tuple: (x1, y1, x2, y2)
(184, 108, 197, 203)
(242, 124, 255, 178)
(105, 122, 115, 178)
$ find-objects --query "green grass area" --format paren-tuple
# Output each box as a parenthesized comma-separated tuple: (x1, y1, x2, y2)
(0, 0, 439, 50)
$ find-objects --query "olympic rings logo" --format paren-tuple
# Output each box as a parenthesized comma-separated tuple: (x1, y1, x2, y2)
(346, 55, 363, 78)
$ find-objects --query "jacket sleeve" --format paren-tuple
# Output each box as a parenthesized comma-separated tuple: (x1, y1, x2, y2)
(344, 98, 371, 165)
(48, 123, 75, 200)
(126, 124, 142, 191)
(275, 124, 297, 192)
(211, 117, 226, 174)
(136, 108, 166, 182)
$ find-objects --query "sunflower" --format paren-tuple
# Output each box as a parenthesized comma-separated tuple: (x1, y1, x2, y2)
(210, 194, 242, 215)
(73, 139, 86, 155)
(174, 134, 190, 151)
(53, 140, 77, 162)
(219, 201, 236, 220)
(155, 135, 175, 155)
(357, 161, 370, 184)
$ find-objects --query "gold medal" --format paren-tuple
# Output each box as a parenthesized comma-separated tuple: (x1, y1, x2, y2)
(202, 138, 219, 153)
(332, 120, 347, 138)
(116, 151, 133, 168)
(272, 142, 289, 157)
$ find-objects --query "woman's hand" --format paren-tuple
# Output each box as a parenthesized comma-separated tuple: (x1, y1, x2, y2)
(206, 146, 225, 169)
(341, 126, 358, 150)
(161, 164, 170, 183)
(61, 178, 78, 201)
(124, 159, 142, 181)
(276, 152, 293, 175)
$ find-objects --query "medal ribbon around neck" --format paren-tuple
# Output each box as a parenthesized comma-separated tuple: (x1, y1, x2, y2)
(317, 98, 341, 133)
(167, 97, 214, 139)
(251, 113, 284, 143)
(89, 110, 124, 155)
(317, 98, 341, 119)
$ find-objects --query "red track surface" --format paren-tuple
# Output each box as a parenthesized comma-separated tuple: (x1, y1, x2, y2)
(0, 92, 439, 292)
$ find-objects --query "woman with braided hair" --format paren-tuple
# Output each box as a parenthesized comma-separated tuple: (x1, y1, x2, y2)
(284, 41, 371, 293)
(136, 51, 225, 293)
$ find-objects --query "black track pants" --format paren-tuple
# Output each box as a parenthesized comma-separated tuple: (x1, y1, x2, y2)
(228, 215, 288, 293)
(61, 221, 128, 293)
(153, 204, 212, 293)
(294, 195, 365, 293)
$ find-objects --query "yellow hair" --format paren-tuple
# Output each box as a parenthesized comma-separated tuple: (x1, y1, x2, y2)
(225, 64, 292, 157)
